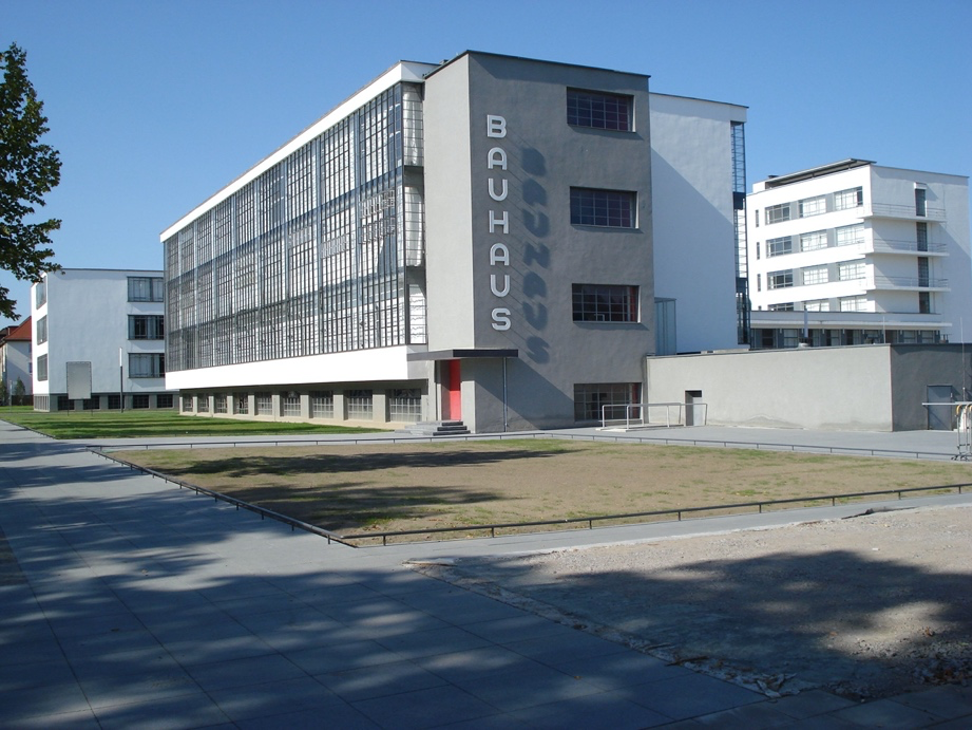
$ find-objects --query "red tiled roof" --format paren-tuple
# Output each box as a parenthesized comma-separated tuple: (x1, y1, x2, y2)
(1, 317, 31, 342)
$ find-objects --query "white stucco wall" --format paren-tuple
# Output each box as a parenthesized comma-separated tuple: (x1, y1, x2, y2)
(32, 269, 168, 396)
(649, 93, 746, 353)
(646, 345, 895, 431)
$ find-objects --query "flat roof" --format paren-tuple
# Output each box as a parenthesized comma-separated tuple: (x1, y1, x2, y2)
(761, 159, 875, 189)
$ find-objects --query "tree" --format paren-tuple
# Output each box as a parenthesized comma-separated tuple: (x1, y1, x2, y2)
(0, 43, 61, 320)
(12, 377, 26, 406)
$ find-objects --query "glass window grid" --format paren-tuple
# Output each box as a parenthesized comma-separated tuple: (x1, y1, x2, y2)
(566, 89, 632, 131)
(37, 354, 48, 381)
(107, 394, 121, 410)
(768, 303, 794, 311)
(572, 284, 638, 322)
(132, 394, 150, 409)
(346, 389, 373, 419)
(281, 394, 301, 417)
(129, 353, 165, 378)
(310, 391, 334, 418)
(388, 388, 422, 422)
(799, 196, 826, 217)
(766, 236, 792, 257)
(570, 188, 635, 228)
(35, 280, 46, 308)
(835, 224, 864, 247)
(805, 299, 830, 312)
(834, 187, 863, 211)
(157, 394, 174, 409)
(233, 393, 248, 415)
(196, 395, 209, 413)
(801, 266, 828, 286)
(128, 276, 164, 302)
(838, 261, 866, 281)
(165, 85, 423, 374)
(255, 392, 273, 415)
(129, 315, 165, 340)
(765, 203, 790, 225)
(800, 230, 827, 251)
(840, 296, 868, 312)
(573, 383, 640, 422)
(213, 395, 227, 414)
(181, 396, 193, 412)
(35, 315, 47, 344)
(768, 270, 794, 289)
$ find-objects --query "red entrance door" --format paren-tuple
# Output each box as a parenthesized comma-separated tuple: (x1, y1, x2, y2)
(444, 360, 461, 420)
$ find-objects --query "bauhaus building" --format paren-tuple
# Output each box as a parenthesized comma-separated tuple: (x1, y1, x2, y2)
(163, 51, 747, 432)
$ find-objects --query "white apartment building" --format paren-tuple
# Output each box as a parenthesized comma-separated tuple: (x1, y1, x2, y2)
(31, 269, 175, 411)
(746, 159, 972, 348)
(0, 317, 32, 403)
(163, 52, 746, 432)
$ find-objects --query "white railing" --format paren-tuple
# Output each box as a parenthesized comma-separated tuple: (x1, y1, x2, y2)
(599, 402, 708, 430)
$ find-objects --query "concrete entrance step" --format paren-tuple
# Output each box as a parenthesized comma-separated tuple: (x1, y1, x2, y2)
(403, 420, 470, 436)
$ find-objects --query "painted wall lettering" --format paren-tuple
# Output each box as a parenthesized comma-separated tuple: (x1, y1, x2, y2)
(486, 114, 513, 332)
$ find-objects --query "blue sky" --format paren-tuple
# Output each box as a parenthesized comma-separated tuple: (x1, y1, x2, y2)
(2, 0, 970, 327)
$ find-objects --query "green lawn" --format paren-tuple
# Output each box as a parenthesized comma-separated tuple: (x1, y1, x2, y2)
(0, 407, 384, 439)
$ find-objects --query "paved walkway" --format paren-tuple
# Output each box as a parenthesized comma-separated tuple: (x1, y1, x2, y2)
(2, 420, 971, 728)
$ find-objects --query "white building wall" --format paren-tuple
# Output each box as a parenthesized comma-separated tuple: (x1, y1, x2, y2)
(649, 93, 745, 353)
(31, 269, 169, 400)
(747, 162, 971, 342)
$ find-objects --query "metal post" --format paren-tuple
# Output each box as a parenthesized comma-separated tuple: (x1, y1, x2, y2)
(119, 347, 124, 413)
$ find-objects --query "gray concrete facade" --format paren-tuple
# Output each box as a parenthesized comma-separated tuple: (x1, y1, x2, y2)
(424, 53, 655, 432)
(646, 343, 972, 431)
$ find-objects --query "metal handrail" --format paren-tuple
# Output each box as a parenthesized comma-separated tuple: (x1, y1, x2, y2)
(339, 482, 971, 546)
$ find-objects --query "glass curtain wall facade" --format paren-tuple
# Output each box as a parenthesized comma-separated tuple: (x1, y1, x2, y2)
(165, 83, 427, 373)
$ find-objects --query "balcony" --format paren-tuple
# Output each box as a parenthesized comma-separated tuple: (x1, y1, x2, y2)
(869, 239, 948, 256)
(866, 203, 946, 222)
(869, 275, 949, 292)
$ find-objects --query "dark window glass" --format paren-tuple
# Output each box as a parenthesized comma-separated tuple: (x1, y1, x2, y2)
(572, 284, 638, 322)
(567, 89, 632, 131)
(570, 188, 635, 228)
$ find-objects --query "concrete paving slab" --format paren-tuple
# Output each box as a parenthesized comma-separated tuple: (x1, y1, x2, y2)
(2, 419, 972, 728)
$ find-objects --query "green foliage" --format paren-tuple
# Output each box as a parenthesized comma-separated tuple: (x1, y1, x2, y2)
(0, 43, 62, 320)
(11, 377, 26, 405)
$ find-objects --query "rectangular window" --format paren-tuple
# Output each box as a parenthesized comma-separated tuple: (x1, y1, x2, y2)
(835, 224, 864, 247)
(107, 394, 121, 410)
(805, 299, 830, 312)
(233, 393, 248, 415)
(802, 266, 828, 285)
(128, 276, 165, 302)
(834, 187, 863, 211)
(37, 354, 48, 381)
(195, 395, 209, 413)
(255, 392, 273, 415)
(767, 270, 793, 289)
(281, 393, 301, 417)
(840, 296, 868, 312)
(765, 203, 790, 225)
(919, 291, 931, 314)
(346, 389, 373, 420)
(570, 188, 635, 228)
(572, 284, 638, 322)
(181, 396, 194, 412)
(768, 303, 794, 311)
(573, 383, 640, 423)
(310, 391, 334, 419)
(838, 261, 866, 281)
(35, 280, 46, 308)
(388, 388, 422, 423)
(799, 195, 826, 218)
(916, 222, 928, 252)
(157, 394, 174, 409)
(132, 394, 150, 409)
(915, 187, 927, 217)
(128, 315, 165, 340)
(766, 236, 792, 257)
(129, 353, 165, 378)
(800, 230, 828, 251)
(35, 315, 48, 344)
(214, 395, 228, 414)
(566, 89, 633, 131)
